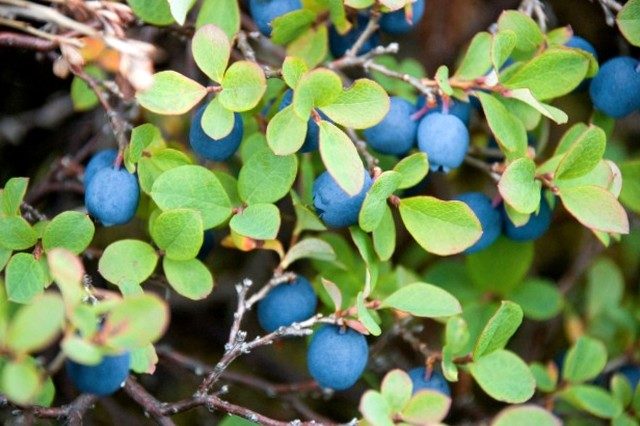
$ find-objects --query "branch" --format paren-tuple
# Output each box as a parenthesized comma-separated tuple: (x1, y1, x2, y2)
(236, 31, 280, 78)
(31, 394, 98, 425)
(245, 272, 297, 310)
(519, 0, 548, 32)
(124, 378, 175, 426)
(593, 0, 623, 26)
(346, 127, 379, 171)
(344, 10, 381, 59)
(0, 31, 58, 50)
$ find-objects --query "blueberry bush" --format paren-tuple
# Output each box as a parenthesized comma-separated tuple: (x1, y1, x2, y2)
(0, 0, 640, 424)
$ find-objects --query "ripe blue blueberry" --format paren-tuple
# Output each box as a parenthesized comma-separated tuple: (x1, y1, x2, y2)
(189, 105, 244, 162)
(617, 365, 640, 389)
(417, 112, 469, 172)
(503, 196, 553, 241)
(279, 90, 323, 153)
(85, 167, 140, 226)
(364, 96, 417, 155)
(416, 97, 472, 126)
(456, 192, 501, 253)
(66, 352, 131, 396)
(257, 276, 318, 332)
(307, 325, 368, 390)
(249, 0, 302, 37)
(329, 14, 380, 58)
(408, 367, 451, 396)
(84, 149, 117, 188)
(380, 0, 426, 35)
(589, 56, 640, 118)
(313, 171, 372, 228)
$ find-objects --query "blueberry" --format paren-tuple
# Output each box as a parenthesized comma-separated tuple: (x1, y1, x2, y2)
(456, 192, 501, 253)
(85, 167, 140, 226)
(329, 14, 380, 58)
(589, 56, 640, 118)
(279, 90, 323, 153)
(189, 105, 244, 161)
(307, 325, 368, 390)
(380, 0, 426, 35)
(84, 149, 117, 188)
(249, 0, 302, 37)
(408, 367, 451, 396)
(312, 170, 372, 228)
(66, 352, 130, 396)
(416, 97, 473, 126)
(417, 112, 469, 172)
(617, 365, 640, 390)
(257, 276, 317, 332)
(503, 196, 553, 241)
(363, 96, 417, 155)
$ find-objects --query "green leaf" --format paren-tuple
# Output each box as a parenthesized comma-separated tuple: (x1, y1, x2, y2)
(555, 125, 606, 180)
(381, 369, 413, 413)
(474, 301, 523, 358)
(151, 209, 203, 260)
(192, 24, 230, 83)
(5, 253, 45, 304)
(137, 71, 207, 115)
(151, 165, 232, 229)
(125, 123, 164, 168)
(359, 171, 402, 232)
(505, 88, 568, 124)
(476, 92, 527, 160)
(127, 0, 174, 25)
(492, 30, 516, 70)
(280, 238, 336, 269)
(530, 362, 557, 393)
(293, 69, 343, 119)
(201, 97, 235, 140)
(138, 148, 192, 194)
(266, 105, 308, 155)
(444, 316, 470, 354)
(129, 344, 159, 374)
(98, 240, 159, 288)
(372, 206, 396, 261)
(492, 405, 561, 426)
(163, 257, 214, 300)
(319, 121, 366, 196)
(271, 9, 316, 45)
(498, 158, 541, 214)
(287, 26, 328, 68)
(617, 0, 640, 47)
(563, 336, 608, 384)
(469, 350, 535, 403)
(357, 292, 381, 336)
(47, 248, 84, 308)
(238, 147, 298, 204)
(0, 216, 37, 250)
(620, 160, 640, 213)
(497, 11, 544, 60)
(558, 185, 629, 234)
(401, 390, 451, 423)
(1, 177, 28, 216)
(393, 152, 429, 189)
(218, 61, 267, 112)
(454, 32, 492, 79)
(503, 48, 590, 100)
(230, 204, 281, 240)
(359, 391, 393, 426)
(587, 258, 623, 319)
(466, 237, 534, 294)
(435, 65, 453, 96)
(510, 279, 563, 321)
(42, 211, 94, 254)
(560, 385, 623, 419)
(382, 282, 462, 317)
(7, 293, 64, 353)
(0, 247, 11, 272)
(399, 196, 482, 256)
(2, 359, 40, 405)
(62, 336, 102, 365)
(320, 79, 390, 129)
(282, 56, 308, 89)
(195, 0, 240, 39)
(104, 294, 168, 349)
(167, 0, 195, 25)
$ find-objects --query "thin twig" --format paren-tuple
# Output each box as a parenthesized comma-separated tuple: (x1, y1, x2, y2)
(245, 272, 297, 310)
(346, 127, 379, 171)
